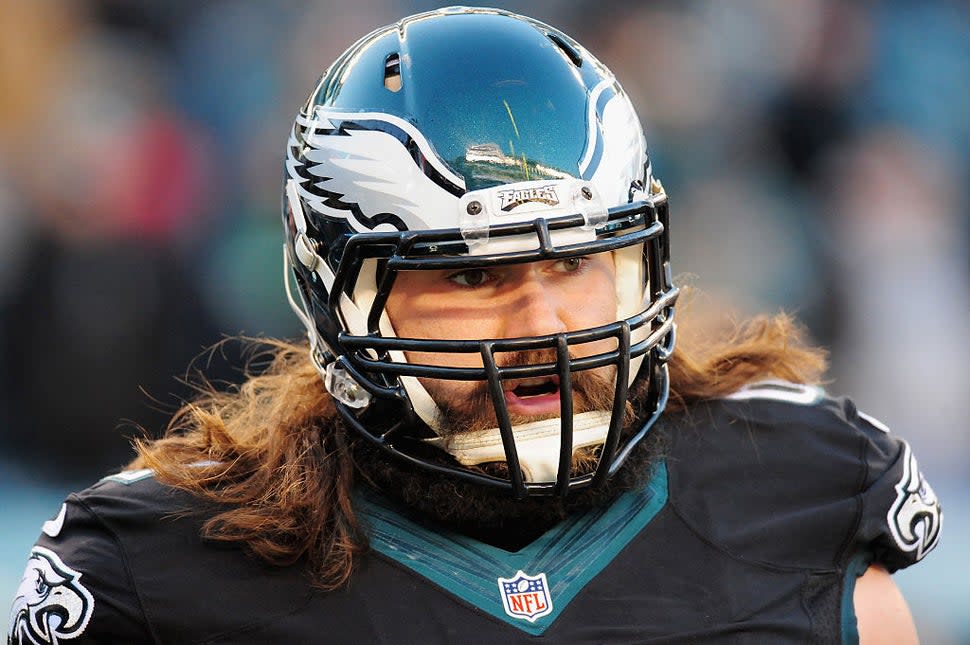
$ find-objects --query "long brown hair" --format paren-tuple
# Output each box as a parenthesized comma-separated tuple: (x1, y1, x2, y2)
(131, 308, 826, 589)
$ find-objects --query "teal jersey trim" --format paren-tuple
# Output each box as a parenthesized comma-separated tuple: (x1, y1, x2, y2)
(356, 462, 668, 635)
(839, 551, 874, 644)
(100, 469, 155, 485)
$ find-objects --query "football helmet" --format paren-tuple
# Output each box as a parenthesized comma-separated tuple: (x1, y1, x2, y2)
(283, 7, 677, 497)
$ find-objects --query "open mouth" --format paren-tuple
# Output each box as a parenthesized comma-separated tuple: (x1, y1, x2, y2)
(507, 377, 560, 399)
(502, 377, 562, 415)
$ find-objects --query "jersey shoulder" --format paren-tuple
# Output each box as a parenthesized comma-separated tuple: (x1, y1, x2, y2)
(9, 469, 313, 645)
(76, 466, 197, 515)
(665, 380, 941, 572)
(8, 470, 194, 644)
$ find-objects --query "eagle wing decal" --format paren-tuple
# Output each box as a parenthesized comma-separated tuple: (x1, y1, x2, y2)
(287, 110, 464, 233)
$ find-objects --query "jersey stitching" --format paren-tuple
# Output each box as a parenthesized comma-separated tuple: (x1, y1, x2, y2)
(796, 571, 819, 644)
(834, 429, 871, 568)
(672, 395, 885, 576)
(666, 491, 835, 576)
(79, 484, 320, 644)
(367, 550, 515, 629)
(71, 493, 164, 645)
(192, 595, 319, 645)
(668, 399, 850, 575)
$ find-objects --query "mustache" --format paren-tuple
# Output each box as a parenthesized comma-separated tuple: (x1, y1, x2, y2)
(433, 349, 628, 438)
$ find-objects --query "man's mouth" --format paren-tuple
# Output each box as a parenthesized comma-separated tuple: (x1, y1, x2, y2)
(510, 377, 559, 398)
(504, 377, 561, 414)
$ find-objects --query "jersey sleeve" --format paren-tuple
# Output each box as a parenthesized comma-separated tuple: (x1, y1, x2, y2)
(668, 381, 943, 574)
(7, 495, 154, 644)
(851, 410, 942, 572)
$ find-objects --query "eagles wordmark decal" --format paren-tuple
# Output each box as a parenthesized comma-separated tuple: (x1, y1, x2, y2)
(9, 547, 95, 645)
(496, 185, 560, 211)
(887, 443, 941, 561)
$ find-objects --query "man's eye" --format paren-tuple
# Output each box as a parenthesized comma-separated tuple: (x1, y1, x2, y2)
(557, 257, 585, 272)
(448, 268, 490, 287)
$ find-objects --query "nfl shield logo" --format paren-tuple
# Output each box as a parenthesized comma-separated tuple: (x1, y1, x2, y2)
(497, 570, 553, 622)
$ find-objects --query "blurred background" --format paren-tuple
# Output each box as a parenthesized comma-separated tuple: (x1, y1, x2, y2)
(1, 0, 967, 640)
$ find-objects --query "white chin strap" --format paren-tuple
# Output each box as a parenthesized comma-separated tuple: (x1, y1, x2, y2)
(424, 411, 611, 483)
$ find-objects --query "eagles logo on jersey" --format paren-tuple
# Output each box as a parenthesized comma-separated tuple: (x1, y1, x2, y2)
(888, 444, 942, 561)
(8, 547, 95, 645)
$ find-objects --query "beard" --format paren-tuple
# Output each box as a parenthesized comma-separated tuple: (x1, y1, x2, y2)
(433, 355, 631, 480)
(431, 352, 623, 438)
(350, 364, 668, 550)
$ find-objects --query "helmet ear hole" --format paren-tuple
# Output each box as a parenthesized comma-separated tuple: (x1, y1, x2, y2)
(384, 54, 402, 92)
(546, 32, 582, 68)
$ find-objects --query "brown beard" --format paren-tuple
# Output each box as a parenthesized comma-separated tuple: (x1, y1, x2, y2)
(432, 350, 629, 436)
(351, 373, 666, 551)
(434, 356, 622, 433)
(429, 350, 631, 481)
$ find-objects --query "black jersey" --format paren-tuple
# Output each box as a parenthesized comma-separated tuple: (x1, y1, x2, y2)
(8, 383, 941, 644)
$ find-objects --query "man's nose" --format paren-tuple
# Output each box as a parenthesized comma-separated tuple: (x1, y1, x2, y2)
(500, 275, 568, 338)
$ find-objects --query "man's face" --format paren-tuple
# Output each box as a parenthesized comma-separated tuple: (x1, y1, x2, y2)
(384, 251, 619, 433)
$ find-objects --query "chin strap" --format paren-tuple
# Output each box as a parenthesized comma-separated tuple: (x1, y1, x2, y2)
(424, 411, 611, 483)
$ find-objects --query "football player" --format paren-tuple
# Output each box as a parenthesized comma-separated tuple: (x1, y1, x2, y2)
(9, 7, 940, 644)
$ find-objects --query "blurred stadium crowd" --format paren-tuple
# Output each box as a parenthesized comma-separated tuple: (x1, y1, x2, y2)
(1, 0, 967, 640)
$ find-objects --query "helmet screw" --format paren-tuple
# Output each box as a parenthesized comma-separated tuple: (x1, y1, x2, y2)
(581, 186, 593, 200)
(466, 201, 483, 215)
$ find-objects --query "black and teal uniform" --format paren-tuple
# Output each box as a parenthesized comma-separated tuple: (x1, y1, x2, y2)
(8, 383, 940, 644)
